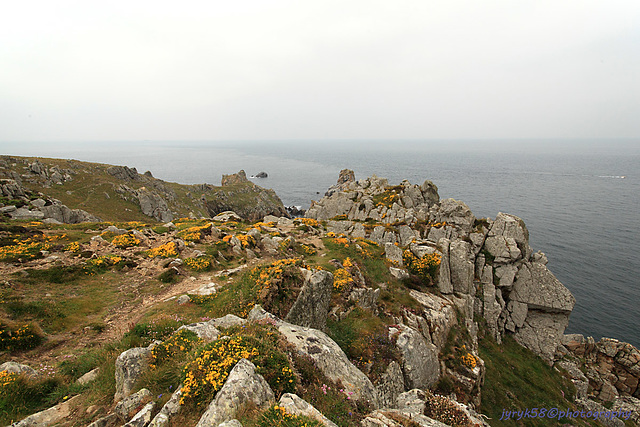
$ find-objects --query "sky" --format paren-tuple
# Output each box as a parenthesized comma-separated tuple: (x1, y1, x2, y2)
(1, 1, 639, 142)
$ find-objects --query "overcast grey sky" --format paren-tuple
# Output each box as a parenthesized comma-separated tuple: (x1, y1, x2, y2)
(1, 1, 638, 142)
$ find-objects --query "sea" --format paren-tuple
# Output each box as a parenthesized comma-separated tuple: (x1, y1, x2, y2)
(1, 139, 639, 348)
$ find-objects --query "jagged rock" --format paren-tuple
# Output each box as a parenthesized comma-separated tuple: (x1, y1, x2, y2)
(384, 243, 403, 266)
(483, 236, 521, 264)
(429, 199, 475, 235)
(390, 324, 440, 390)
(337, 169, 355, 185)
(177, 321, 220, 342)
(9, 207, 45, 220)
(255, 171, 268, 178)
(124, 402, 155, 427)
(212, 211, 242, 222)
(221, 170, 249, 186)
(40, 202, 101, 223)
(188, 282, 217, 296)
(177, 295, 191, 305)
(136, 187, 173, 222)
(218, 421, 243, 427)
(279, 393, 338, 427)
(77, 368, 100, 385)
(0, 362, 38, 378)
(504, 300, 528, 332)
(278, 321, 379, 407)
(375, 361, 405, 409)
(114, 347, 153, 402)
(10, 395, 81, 427)
(389, 267, 409, 280)
(149, 387, 183, 427)
(286, 270, 333, 331)
(513, 310, 571, 363)
(349, 287, 380, 313)
(107, 165, 139, 181)
(115, 388, 153, 421)
(196, 359, 274, 427)
(211, 314, 247, 329)
(408, 290, 458, 353)
(488, 212, 531, 260)
(612, 396, 640, 424)
(511, 262, 576, 313)
(482, 281, 502, 342)
(86, 414, 118, 427)
(449, 240, 474, 294)
(494, 264, 518, 288)
(247, 304, 281, 325)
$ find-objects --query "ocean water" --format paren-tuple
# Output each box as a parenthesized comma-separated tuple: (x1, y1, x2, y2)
(2, 139, 639, 347)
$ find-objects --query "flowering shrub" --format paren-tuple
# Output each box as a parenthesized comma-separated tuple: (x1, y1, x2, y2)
(147, 241, 179, 258)
(111, 233, 140, 248)
(0, 323, 44, 351)
(298, 244, 317, 256)
(402, 250, 441, 284)
(461, 352, 477, 369)
(0, 371, 16, 389)
(63, 241, 81, 254)
(181, 336, 260, 406)
(83, 255, 123, 275)
(296, 218, 320, 228)
(246, 221, 276, 231)
(333, 269, 353, 293)
(177, 224, 211, 243)
(183, 257, 212, 272)
(150, 329, 202, 368)
(223, 234, 255, 248)
(354, 239, 379, 258)
(423, 391, 473, 427)
(373, 189, 400, 208)
(0, 241, 49, 262)
(258, 404, 322, 427)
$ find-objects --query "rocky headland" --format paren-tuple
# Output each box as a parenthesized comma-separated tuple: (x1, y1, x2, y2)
(0, 161, 638, 426)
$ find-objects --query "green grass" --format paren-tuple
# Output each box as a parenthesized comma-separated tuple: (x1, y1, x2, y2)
(479, 333, 598, 427)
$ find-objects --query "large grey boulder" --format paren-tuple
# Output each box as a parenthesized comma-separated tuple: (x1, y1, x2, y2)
(211, 314, 247, 329)
(136, 187, 173, 222)
(177, 321, 220, 342)
(384, 242, 403, 266)
(511, 262, 575, 313)
(408, 290, 458, 352)
(278, 322, 379, 408)
(286, 270, 334, 331)
(149, 387, 183, 427)
(114, 346, 152, 402)
(124, 402, 156, 427)
(513, 310, 571, 363)
(390, 325, 440, 390)
(115, 388, 153, 421)
(0, 362, 38, 378)
(428, 198, 475, 236)
(10, 396, 81, 427)
(488, 212, 531, 260)
(196, 359, 274, 427)
(40, 202, 100, 223)
(278, 393, 338, 427)
(375, 361, 405, 409)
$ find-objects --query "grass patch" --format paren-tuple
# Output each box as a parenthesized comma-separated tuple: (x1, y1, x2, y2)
(479, 333, 589, 426)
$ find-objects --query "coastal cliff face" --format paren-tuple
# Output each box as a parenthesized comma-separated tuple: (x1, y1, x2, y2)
(307, 169, 575, 363)
(1, 165, 638, 426)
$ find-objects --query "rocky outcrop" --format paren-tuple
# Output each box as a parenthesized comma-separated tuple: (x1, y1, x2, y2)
(135, 187, 173, 222)
(285, 270, 334, 331)
(114, 345, 153, 402)
(278, 393, 338, 427)
(9, 396, 81, 427)
(563, 335, 640, 401)
(390, 325, 440, 390)
(277, 321, 380, 408)
(206, 170, 288, 221)
(306, 173, 440, 226)
(0, 362, 39, 378)
(196, 359, 274, 427)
